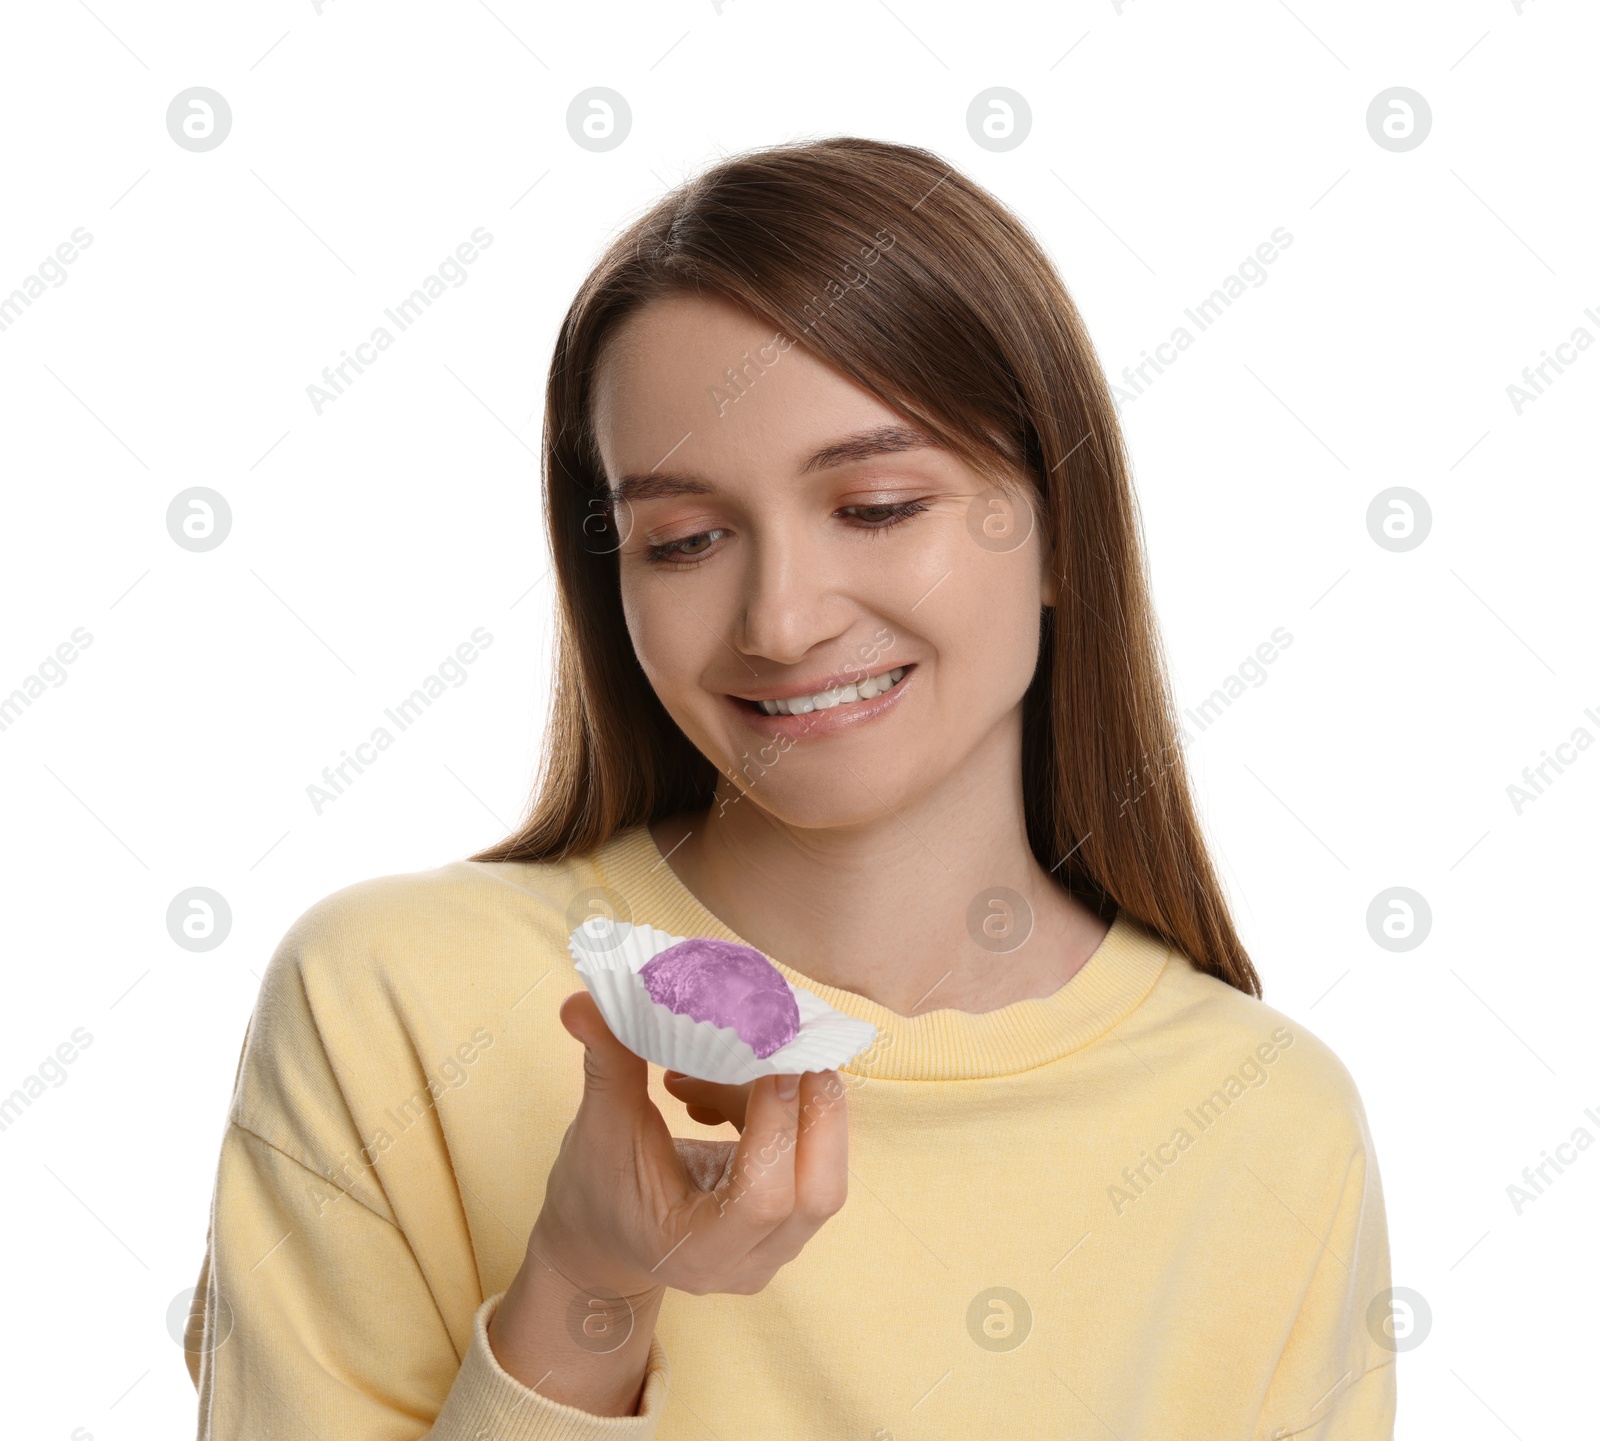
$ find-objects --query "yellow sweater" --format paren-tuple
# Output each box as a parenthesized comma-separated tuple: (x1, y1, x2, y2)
(188, 823, 1396, 1438)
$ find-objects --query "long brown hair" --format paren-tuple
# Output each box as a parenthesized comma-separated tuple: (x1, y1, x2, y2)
(470, 136, 1261, 998)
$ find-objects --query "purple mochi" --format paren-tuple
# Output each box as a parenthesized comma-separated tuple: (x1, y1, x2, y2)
(639, 938, 800, 1059)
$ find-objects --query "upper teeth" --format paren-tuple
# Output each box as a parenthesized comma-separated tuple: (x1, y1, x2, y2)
(756, 666, 906, 715)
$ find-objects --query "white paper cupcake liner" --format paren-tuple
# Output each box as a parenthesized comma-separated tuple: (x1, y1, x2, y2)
(568, 918, 878, 1084)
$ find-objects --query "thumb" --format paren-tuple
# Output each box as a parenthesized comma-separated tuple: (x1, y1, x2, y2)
(559, 989, 648, 1102)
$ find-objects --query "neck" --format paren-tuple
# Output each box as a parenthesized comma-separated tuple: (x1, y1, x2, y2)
(648, 719, 1112, 1018)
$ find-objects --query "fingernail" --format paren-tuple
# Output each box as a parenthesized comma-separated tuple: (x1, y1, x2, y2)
(775, 1073, 799, 1100)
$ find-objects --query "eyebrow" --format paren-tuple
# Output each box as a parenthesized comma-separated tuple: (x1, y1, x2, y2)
(607, 423, 936, 505)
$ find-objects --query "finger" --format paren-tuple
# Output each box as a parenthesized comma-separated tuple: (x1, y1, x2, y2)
(662, 1073, 751, 1128)
(743, 1069, 849, 1273)
(543, 992, 690, 1271)
(662, 1072, 754, 1131)
(711, 1073, 806, 1248)
(558, 990, 652, 1127)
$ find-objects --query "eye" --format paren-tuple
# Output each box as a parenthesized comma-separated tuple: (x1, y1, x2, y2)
(642, 527, 730, 567)
(842, 500, 929, 531)
(641, 500, 929, 569)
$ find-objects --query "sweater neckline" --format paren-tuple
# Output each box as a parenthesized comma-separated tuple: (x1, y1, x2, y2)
(590, 823, 1173, 1082)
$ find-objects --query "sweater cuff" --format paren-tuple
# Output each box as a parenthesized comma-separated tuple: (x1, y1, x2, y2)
(427, 1291, 669, 1440)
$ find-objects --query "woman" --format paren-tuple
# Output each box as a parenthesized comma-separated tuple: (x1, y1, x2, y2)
(188, 136, 1396, 1438)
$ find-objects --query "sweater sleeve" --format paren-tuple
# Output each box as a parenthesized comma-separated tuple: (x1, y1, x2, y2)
(189, 1120, 671, 1440)
(1250, 1117, 1398, 1440)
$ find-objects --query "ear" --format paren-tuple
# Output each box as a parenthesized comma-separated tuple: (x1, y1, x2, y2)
(1036, 499, 1060, 610)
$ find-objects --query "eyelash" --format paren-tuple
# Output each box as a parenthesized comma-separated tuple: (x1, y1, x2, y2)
(640, 500, 931, 569)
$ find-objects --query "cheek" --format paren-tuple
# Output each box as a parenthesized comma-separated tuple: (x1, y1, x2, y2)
(960, 571, 1044, 691)
(619, 569, 719, 701)
(917, 529, 1046, 673)
(619, 575, 671, 687)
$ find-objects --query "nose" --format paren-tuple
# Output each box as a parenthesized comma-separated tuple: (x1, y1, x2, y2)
(732, 516, 851, 665)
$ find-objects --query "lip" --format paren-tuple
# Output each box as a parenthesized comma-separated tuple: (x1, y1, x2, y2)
(728, 660, 908, 704)
(725, 662, 916, 741)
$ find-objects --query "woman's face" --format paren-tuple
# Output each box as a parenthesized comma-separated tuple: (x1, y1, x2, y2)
(591, 291, 1057, 828)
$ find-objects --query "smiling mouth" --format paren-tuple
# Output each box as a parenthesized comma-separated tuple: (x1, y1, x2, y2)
(736, 665, 912, 716)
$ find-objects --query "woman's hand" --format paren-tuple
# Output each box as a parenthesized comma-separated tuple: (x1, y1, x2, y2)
(488, 989, 848, 1410)
(662, 1069, 756, 1130)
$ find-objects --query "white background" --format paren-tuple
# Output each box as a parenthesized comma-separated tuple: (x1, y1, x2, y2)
(1, 0, 1595, 1436)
